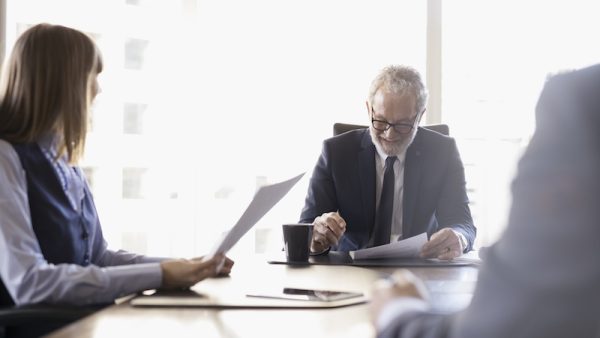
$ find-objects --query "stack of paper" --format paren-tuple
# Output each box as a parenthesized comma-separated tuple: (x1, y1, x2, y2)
(349, 233, 428, 260)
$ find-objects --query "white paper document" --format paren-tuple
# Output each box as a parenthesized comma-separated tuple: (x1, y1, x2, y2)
(349, 232, 428, 260)
(207, 172, 305, 259)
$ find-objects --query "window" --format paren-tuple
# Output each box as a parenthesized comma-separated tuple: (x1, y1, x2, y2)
(121, 231, 148, 254)
(441, 0, 600, 246)
(123, 102, 147, 134)
(2, 0, 460, 257)
(16, 23, 31, 35)
(122, 167, 147, 199)
(125, 38, 149, 70)
(81, 167, 96, 192)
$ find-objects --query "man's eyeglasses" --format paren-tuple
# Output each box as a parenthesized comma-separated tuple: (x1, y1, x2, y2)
(371, 108, 420, 134)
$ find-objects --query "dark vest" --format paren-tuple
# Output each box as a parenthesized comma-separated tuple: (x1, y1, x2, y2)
(0, 142, 103, 306)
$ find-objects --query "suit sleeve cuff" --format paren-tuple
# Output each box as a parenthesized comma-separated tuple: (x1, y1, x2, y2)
(310, 246, 331, 256)
(450, 229, 469, 253)
(105, 262, 163, 298)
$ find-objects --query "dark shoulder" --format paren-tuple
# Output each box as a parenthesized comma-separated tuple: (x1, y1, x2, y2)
(537, 64, 600, 128)
(541, 64, 600, 106)
(534, 64, 600, 155)
(548, 63, 600, 86)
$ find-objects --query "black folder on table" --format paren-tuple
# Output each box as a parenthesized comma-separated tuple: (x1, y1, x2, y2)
(268, 251, 480, 267)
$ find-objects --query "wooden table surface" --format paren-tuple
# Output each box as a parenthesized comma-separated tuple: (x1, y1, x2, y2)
(46, 255, 478, 338)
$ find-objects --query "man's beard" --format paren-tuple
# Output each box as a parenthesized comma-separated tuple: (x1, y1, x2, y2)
(369, 127, 417, 156)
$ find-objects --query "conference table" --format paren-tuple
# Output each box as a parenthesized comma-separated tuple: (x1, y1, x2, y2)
(46, 253, 479, 338)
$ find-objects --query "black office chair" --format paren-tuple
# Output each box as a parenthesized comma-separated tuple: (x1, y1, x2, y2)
(0, 306, 100, 338)
(333, 122, 449, 136)
(0, 285, 101, 338)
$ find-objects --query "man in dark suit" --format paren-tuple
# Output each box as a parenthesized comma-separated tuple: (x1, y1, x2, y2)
(300, 65, 476, 259)
(369, 65, 600, 337)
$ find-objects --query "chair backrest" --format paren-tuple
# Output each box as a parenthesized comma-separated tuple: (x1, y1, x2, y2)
(333, 122, 449, 136)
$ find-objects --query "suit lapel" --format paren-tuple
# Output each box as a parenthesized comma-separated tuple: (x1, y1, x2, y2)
(358, 131, 376, 236)
(402, 130, 423, 237)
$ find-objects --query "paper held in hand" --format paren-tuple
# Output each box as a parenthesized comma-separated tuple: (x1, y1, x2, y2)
(206, 172, 305, 261)
(349, 232, 428, 260)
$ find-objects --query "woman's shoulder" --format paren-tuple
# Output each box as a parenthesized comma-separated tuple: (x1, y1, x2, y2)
(0, 139, 24, 173)
(0, 139, 17, 156)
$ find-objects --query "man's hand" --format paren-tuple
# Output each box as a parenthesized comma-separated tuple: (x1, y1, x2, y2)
(420, 228, 463, 260)
(311, 211, 346, 253)
(160, 254, 234, 289)
(369, 270, 428, 324)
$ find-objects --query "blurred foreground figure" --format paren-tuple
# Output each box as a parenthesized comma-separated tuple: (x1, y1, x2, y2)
(370, 64, 600, 338)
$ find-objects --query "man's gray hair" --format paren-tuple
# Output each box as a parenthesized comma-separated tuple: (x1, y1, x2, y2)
(367, 65, 429, 115)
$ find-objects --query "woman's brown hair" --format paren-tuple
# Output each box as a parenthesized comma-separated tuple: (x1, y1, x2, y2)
(0, 23, 102, 163)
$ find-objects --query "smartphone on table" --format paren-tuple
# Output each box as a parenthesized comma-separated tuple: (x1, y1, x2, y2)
(246, 287, 363, 302)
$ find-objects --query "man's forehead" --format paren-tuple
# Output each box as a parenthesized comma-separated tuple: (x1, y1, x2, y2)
(373, 89, 415, 105)
(372, 90, 416, 114)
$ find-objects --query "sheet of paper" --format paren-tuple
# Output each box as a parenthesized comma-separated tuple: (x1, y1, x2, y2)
(349, 232, 428, 260)
(207, 172, 305, 259)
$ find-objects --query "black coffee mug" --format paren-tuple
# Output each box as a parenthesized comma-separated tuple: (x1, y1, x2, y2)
(282, 223, 313, 262)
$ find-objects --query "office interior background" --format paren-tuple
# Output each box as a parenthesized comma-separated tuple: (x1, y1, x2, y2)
(1, 0, 599, 259)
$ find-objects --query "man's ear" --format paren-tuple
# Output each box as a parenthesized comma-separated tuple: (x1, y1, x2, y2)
(365, 101, 371, 117)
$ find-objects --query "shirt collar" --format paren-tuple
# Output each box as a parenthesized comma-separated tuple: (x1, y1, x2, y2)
(37, 133, 61, 158)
